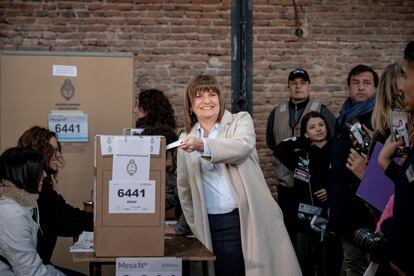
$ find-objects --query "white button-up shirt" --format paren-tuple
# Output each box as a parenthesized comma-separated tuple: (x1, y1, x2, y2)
(196, 123, 237, 214)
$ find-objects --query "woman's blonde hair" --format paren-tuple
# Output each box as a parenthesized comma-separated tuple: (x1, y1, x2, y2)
(183, 75, 225, 133)
(371, 62, 406, 135)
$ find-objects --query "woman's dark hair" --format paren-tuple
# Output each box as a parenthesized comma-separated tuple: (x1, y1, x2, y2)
(141, 124, 178, 145)
(347, 64, 379, 88)
(17, 126, 63, 170)
(300, 111, 331, 140)
(136, 89, 176, 129)
(17, 126, 64, 191)
(405, 41, 414, 65)
(0, 147, 44, 194)
(183, 75, 225, 133)
(141, 124, 178, 172)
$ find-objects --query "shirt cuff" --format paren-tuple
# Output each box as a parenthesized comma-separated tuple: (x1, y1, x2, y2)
(200, 138, 211, 157)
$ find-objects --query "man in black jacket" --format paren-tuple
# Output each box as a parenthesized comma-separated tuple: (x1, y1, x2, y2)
(328, 65, 379, 276)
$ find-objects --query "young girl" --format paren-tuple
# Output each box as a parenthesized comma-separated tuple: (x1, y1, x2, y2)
(275, 111, 332, 276)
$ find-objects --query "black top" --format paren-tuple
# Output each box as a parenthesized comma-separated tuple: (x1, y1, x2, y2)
(384, 153, 414, 275)
(327, 112, 376, 235)
(37, 188, 93, 264)
(275, 138, 331, 230)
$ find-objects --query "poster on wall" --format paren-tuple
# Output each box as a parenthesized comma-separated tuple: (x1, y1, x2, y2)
(48, 110, 88, 142)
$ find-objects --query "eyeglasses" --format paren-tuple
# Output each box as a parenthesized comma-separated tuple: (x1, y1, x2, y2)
(52, 147, 62, 158)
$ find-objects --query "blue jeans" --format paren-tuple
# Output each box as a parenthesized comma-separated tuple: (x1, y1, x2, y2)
(208, 209, 245, 276)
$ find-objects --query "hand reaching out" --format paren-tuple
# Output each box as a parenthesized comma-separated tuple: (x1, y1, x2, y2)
(346, 148, 368, 180)
(180, 135, 204, 153)
(362, 124, 373, 139)
(378, 135, 403, 171)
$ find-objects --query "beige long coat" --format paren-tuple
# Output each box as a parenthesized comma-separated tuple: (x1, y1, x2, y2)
(177, 110, 302, 276)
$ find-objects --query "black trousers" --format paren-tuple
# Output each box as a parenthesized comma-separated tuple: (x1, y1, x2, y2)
(208, 209, 245, 276)
(277, 185, 297, 240)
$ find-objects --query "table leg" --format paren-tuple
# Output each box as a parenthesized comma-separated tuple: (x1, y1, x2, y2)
(202, 261, 209, 276)
(182, 261, 190, 276)
(89, 262, 101, 276)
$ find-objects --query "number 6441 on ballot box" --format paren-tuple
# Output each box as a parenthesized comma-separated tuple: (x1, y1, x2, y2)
(94, 135, 166, 257)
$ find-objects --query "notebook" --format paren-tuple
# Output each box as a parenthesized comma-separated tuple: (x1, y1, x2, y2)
(356, 143, 395, 211)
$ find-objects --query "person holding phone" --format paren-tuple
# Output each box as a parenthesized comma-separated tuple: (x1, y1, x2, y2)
(378, 41, 414, 276)
(328, 65, 379, 276)
(345, 62, 411, 276)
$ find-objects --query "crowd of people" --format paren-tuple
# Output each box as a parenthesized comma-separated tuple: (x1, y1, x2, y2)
(1, 41, 413, 276)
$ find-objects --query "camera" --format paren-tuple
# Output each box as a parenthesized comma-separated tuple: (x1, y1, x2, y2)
(297, 203, 322, 221)
(345, 119, 371, 154)
(353, 228, 388, 260)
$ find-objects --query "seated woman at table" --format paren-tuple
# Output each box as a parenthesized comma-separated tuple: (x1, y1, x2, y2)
(177, 74, 301, 276)
(17, 126, 92, 275)
(0, 147, 65, 276)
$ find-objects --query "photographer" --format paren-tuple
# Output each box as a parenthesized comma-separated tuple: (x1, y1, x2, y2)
(328, 65, 379, 276)
(346, 62, 410, 275)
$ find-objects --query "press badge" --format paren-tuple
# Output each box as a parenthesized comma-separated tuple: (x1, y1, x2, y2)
(294, 156, 310, 183)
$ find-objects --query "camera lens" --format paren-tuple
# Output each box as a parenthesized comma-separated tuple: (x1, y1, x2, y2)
(353, 228, 387, 257)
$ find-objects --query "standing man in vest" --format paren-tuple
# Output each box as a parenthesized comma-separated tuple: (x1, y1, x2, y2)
(266, 68, 336, 239)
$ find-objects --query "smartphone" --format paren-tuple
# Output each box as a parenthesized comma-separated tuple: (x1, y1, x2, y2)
(345, 119, 370, 154)
(390, 109, 410, 155)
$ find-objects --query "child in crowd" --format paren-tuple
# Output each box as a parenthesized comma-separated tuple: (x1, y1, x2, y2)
(275, 111, 333, 276)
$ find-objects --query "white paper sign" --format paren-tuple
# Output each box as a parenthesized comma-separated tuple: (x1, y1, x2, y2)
(48, 111, 88, 142)
(148, 136, 161, 155)
(116, 257, 182, 276)
(99, 135, 116, 155)
(53, 65, 78, 77)
(98, 136, 157, 156)
(112, 153, 150, 181)
(109, 180, 156, 213)
(115, 136, 151, 155)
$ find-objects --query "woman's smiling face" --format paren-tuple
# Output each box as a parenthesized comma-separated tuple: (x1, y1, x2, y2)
(191, 89, 220, 123)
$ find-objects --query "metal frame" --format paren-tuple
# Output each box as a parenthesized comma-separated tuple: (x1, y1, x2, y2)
(231, 0, 253, 115)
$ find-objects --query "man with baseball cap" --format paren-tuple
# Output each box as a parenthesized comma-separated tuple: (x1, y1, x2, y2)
(266, 68, 335, 240)
(289, 68, 311, 82)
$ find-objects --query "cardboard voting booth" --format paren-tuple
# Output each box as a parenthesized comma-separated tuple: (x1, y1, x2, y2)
(94, 135, 166, 257)
(1, 51, 134, 273)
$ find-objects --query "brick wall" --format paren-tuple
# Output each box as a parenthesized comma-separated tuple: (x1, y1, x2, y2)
(1, 0, 413, 195)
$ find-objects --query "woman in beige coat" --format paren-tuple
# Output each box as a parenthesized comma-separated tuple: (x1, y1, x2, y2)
(177, 74, 301, 276)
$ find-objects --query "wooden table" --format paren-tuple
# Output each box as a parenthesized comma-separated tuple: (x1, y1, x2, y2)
(72, 235, 215, 276)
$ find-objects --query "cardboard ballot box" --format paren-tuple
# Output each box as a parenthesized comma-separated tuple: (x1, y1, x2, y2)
(94, 135, 165, 257)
